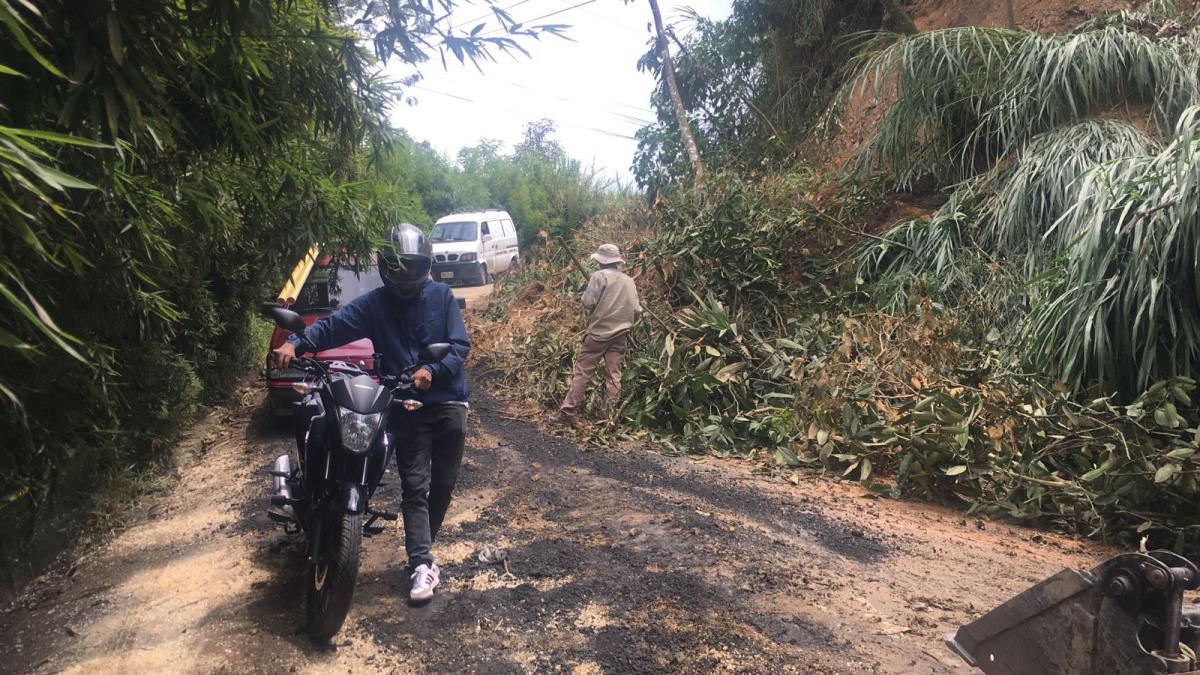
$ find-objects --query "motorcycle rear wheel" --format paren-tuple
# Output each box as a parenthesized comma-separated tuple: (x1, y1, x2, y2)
(305, 504, 361, 643)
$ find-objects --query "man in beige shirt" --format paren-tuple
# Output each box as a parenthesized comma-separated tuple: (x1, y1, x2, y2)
(553, 244, 640, 426)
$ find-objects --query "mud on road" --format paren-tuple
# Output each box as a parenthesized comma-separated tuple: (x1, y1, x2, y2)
(1, 381, 1111, 673)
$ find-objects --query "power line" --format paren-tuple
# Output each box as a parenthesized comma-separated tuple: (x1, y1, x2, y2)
(423, 72, 654, 125)
(411, 84, 641, 135)
(456, 75, 653, 122)
(408, 84, 638, 140)
(436, 69, 656, 116)
(449, 0, 538, 32)
(482, 0, 602, 36)
(440, 0, 657, 118)
(558, 0, 645, 36)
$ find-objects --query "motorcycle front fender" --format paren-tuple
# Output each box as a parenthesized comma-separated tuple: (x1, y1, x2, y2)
(341, 483, 364, 514)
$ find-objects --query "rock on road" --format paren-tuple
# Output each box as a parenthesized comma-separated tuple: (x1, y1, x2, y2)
(1, 308, 1111, 673)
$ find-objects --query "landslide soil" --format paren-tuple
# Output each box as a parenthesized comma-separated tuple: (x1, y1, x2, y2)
(1, 377, 1112, 673)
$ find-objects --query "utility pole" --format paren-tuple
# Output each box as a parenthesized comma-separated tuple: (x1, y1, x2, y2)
(1005, 0, 1017, 29)
(647, 0, 706, 198)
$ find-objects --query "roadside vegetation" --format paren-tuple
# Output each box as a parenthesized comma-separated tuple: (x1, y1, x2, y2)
(476, 0, 1200, 552)
(385, 119, 630, 246)
(0, 0, 615, 593)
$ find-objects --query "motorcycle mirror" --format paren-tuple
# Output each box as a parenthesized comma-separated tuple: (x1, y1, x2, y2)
(270, 307, 308, 335)
(420, 343, 452, 363)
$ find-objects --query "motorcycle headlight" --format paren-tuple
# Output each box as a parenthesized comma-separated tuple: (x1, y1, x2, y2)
(337, 407, 383, 454)
(459, 252, 476, 262)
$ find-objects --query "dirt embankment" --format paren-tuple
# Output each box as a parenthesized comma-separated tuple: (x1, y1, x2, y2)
(1, 376, 1112, 674)
(816, 0, 1142, 236)
(908, 0, 1134, 32)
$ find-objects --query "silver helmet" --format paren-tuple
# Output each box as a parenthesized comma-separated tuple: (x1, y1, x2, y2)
(378, 223, 432, 299)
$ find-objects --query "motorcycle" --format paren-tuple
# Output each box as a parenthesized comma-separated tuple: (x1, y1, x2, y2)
(263, 306, 451, 642)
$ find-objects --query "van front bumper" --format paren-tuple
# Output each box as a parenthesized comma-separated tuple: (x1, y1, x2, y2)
(431, 260, 483, 283)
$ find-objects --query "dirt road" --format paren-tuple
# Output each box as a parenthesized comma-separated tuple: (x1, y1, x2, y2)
(454, 284, 494, 311)
(1, 375, 1113, 674)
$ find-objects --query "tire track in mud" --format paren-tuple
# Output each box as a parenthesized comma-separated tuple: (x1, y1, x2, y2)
(1, 385, 1111, 674)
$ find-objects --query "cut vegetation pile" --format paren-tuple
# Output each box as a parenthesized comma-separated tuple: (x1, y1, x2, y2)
(475, 4, 1200, 552)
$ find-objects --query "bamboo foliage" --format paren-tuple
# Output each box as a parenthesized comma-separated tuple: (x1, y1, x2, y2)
(0, 0, 550, 515)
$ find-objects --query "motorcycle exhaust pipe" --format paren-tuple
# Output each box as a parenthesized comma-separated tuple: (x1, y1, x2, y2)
(272, 454, 292, 496)
(271, 454, 295, 521)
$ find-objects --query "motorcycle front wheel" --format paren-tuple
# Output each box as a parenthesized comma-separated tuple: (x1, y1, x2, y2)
(305, 503, 361, 643)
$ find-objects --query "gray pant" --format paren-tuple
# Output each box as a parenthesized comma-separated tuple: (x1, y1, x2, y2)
(560, 332, 629, 416)
(392, 404, 466, 569)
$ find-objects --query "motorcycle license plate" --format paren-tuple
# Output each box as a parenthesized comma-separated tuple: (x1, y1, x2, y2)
(440, 271, 454, 279)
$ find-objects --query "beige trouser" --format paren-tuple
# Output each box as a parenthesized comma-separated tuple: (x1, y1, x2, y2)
(559, 332, 629, 416)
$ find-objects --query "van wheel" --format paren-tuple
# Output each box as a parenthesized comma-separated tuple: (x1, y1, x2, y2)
(477, 265, 489, 286)
(509, 257, 519, 274)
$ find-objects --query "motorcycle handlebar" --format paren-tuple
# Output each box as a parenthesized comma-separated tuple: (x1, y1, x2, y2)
(288, 355, 326, 375)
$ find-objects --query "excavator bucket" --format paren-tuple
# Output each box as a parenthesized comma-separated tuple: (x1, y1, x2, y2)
(946, 551, 1200, 674)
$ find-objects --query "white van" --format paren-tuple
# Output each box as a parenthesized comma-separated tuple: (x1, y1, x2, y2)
(429, 209, 520, 286)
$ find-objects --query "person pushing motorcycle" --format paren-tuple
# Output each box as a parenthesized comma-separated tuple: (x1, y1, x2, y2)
(270, 223, 469, 603)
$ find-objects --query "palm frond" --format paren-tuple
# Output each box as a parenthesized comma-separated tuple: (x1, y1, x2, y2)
(834, 27, 1022, 187)
(981, 24, 1198, 154)
(854, 190, 980, 311)
(840, 22, 1199, 188)
(979, 118, 1160, 259)
(1029, 106, 1200, 396)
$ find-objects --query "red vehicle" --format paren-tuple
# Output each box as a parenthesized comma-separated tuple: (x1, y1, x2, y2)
(265, 255, 381, 415)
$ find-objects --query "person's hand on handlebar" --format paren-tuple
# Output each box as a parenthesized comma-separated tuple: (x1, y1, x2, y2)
(412, 367, 432, 391)
(270, 342, 297, 370)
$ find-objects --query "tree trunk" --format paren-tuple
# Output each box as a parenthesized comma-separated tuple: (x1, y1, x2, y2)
(879, 0, 918, 34)
(666, 31, 787, 148)
(647, 0, 706, 198)
(1005, 0, 1017, 29)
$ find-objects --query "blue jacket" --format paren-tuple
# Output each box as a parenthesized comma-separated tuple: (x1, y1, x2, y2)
(289, 281, 470, 404)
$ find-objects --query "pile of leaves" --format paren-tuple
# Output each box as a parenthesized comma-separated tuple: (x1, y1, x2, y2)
(473, 170, 1200, 553)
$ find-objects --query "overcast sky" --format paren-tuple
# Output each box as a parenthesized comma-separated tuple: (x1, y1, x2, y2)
(385, 0, 732, 184)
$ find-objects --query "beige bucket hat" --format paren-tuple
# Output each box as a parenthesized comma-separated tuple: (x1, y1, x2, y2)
(590, 243, 624, 265)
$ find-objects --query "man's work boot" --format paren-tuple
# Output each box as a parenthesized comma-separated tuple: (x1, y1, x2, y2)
(548, 412, 583, 429)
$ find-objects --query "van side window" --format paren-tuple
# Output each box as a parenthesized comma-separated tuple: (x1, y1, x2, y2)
(503, 220, 515, 239)
(480, 222, 491, 237)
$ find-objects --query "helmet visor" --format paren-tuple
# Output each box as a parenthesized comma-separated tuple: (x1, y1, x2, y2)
(381, 253, 431, 286)
(387, 225, 430, 257)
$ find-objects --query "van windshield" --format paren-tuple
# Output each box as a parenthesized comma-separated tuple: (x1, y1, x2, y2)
(292, 262, 382, 312)
(431, 221, 478, 243)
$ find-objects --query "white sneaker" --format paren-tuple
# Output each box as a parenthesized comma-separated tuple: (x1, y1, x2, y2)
(410, 563, 440, 602)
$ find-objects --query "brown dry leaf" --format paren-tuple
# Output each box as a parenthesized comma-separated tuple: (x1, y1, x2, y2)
(873, 398, 899, 422)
